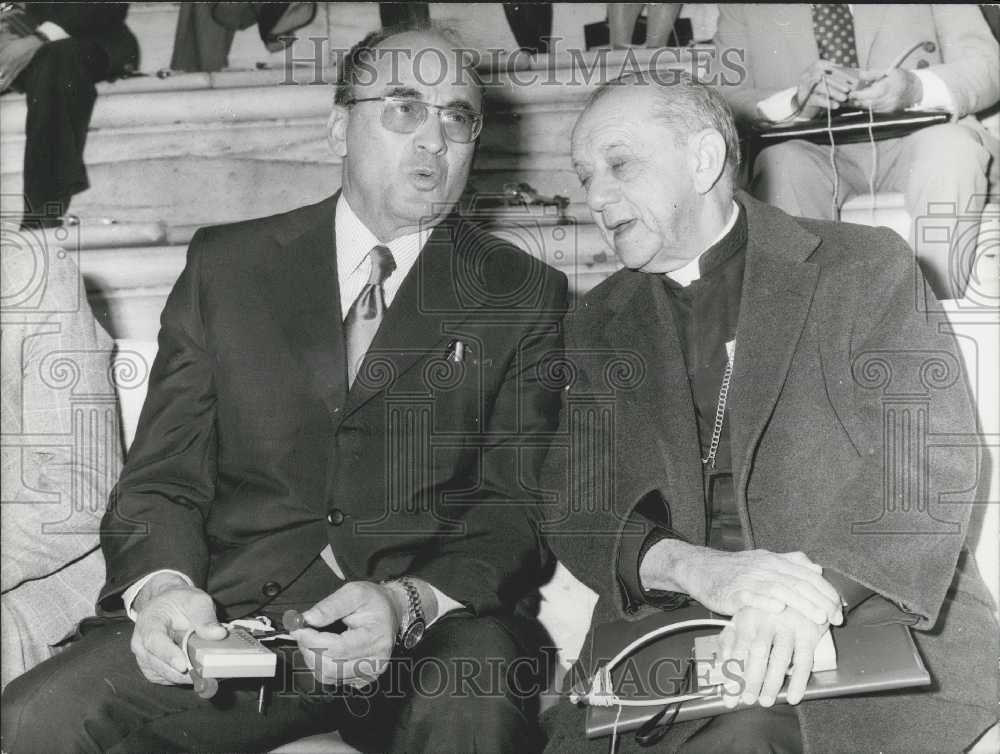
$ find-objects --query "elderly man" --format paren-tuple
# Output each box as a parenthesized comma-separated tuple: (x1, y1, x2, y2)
(2, 24, 567, 753)
(538, 73, 997, 753)
(716, 4, 999, 300)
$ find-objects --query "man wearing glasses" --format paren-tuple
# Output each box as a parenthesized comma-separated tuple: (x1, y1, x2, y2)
(2, 24, 568, 754)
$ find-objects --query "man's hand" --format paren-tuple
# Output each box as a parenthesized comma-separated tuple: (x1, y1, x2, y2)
(0, 35, 43, 92)
(641, 541, 843, 625)
(718, 606, 826, 708)
(131, 573, 227, 685)
(793, 60, 859, 118)
(291, 581, 406, 688)
(849, 68, 923, 113)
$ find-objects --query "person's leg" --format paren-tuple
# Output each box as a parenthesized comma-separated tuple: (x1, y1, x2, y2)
(378, 3, 430, 29)
(608, 4, 645, 48)
(751, 139, 868, 221)
(877, 123, 990, 299)
(15, 38, 107, 227)
(0, 618, 340, 754)
(503, 1, 554, 55)
(679, 704, 802, 754)
(337, 612, 546, 754)
(645, 4, 682, 48)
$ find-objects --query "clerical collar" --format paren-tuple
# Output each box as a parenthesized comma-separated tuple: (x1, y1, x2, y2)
(665, 201, 741, 287)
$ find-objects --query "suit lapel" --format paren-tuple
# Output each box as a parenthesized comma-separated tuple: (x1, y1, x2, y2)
(768, 4, 818, 73)
(604, 273, 705, 537)
(340, 217, 468, 422)
(853, 4, 888, 68)
(728, 195, 820, 522)
(256, 194, 348, 422)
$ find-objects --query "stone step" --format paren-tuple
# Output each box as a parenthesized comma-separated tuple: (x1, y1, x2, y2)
(0, 44, 702, 133)
(1, 44, 703, 228)
(119, 2, 660, 82)
(0, 221, 167, 249)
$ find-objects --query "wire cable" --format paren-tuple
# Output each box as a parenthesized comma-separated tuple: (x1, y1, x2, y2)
(867, 105, 878, 222)
(822, 76, 839, 220)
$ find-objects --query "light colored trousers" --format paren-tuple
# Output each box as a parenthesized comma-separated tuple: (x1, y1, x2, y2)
(751, 123, 991, 299)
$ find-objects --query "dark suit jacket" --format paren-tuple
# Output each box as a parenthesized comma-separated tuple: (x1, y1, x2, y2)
(25, 2, 138, 77)
(99, 194, 568, 621)
(540, 193, 997, 752)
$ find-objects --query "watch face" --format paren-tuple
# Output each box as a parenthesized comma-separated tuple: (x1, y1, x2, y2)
(402, 619, 426, 650)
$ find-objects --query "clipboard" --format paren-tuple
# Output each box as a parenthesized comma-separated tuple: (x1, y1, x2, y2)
(583, 604, 931, 739)
(742, 109, 951, 175)
(753, 109, 951, 147)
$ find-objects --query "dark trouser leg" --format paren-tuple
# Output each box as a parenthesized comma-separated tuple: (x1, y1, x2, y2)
(15, 38, 107, 226)
(338, 612, 547, 754)
(503, 2, 553, 54)
(0, 618, 341, 754)
(378, 3, 430, 29)
(679, 705, 802, 754)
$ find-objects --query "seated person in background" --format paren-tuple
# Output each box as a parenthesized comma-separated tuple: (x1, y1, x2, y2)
(715, 4, 999, 300)
(539, 72, 997, 753)
(0, 2, 138, 228)
(1, 229, 122, 689)
(608, 3, 681, 49)
(2, 23, 567, 754)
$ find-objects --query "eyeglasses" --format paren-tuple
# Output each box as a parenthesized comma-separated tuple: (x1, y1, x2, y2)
(346, 96, 483, 144)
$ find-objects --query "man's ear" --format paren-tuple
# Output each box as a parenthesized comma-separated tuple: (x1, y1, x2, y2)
(327, 105, 349, 158)
(688, 128, 727, 195)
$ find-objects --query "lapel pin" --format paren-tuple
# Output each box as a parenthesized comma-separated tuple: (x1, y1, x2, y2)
(447, 339, 466, 363)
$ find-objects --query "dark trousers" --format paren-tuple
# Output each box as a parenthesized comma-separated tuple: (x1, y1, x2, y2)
(543, 698, 802, 754)
(15, 38, 109, 226)
(2, 554, 546, 753)
(503, 3, 553, 55)
(378, 3, 430, 30)
(1, 610, 545, 754)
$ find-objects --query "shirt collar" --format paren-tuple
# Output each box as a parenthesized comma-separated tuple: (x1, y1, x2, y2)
(335, 194, 433, 277)
(665, 201, 740, 287)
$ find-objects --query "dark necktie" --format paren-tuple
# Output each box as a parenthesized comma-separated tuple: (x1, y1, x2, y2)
(344, 245, 396, 387)
(812, 4, 859, 68)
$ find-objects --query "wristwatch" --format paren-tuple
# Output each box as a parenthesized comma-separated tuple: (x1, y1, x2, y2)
(392, 577, 426, 650)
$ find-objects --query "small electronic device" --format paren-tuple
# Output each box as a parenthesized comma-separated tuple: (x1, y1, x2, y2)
(186, 626, 277, 679)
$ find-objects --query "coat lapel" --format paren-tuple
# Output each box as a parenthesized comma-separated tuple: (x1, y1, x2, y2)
(853, 4, 888, 68)
(728, 195, 820, 529)
(604, 272, 705, 539)
(340, 217, 468, 422)
(767, 4, 818, 74)
(256, 194, 348, 422)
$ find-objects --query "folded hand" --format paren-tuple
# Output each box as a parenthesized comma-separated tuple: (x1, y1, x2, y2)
(718, 606, 827, 708)
(682, 548, 843, 626)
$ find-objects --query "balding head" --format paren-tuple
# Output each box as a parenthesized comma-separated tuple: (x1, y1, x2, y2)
(570, 72, 739, 273)
(580, 72, 741, 180)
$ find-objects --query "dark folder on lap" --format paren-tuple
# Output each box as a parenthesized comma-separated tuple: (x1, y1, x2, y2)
(584, 605, 931, 739)
(752, 109, 951, 148)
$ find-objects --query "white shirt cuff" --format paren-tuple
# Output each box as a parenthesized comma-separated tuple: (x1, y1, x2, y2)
(756, 87, 801, 123)
(35, 21, 69, 42)
(122, 569, 193, 621)
(427, 586, 463, 627)
(912, 68, 955, 113)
